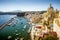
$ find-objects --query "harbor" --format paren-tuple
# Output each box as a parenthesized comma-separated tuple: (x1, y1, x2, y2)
(0, 18, 15, 30)
(0, 15, 30, 40)
(0, 4, 60, 40)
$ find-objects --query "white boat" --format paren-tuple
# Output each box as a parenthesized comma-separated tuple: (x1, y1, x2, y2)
(8, 35, 12, 39)
(23, 25, 26, 29)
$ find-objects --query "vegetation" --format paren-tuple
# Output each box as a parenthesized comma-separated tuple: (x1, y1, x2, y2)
(42, 35, 58, 40)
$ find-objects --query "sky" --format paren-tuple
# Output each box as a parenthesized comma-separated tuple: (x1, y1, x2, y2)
(0, 0, 60, 12)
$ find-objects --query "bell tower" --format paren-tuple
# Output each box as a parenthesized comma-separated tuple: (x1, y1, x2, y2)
(50, 4, 53, 8)
(48, 4, 54, 12)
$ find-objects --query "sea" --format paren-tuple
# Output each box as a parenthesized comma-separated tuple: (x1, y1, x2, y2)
(0, 15, 30, 40)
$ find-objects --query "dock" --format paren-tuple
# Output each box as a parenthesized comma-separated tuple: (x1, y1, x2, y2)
(0, 18, 14, 30)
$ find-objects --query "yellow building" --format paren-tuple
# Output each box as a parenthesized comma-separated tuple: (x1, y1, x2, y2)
(45, 4, 59, 28)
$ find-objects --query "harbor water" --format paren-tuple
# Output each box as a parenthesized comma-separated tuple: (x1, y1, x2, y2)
(0, 15, 30, 40)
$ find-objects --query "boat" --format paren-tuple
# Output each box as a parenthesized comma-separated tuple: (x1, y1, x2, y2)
(23, 25, 26, 29)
